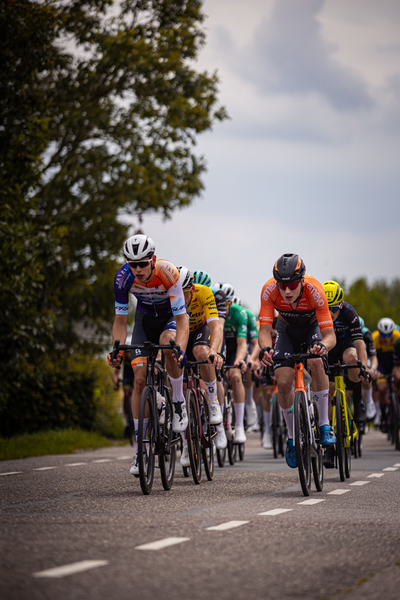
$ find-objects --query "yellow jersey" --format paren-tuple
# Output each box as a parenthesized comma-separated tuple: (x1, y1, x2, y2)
(187, 284, 219, 333)
(372, 329, 400, 354)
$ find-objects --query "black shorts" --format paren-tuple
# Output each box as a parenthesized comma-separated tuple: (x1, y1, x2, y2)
(130, 311, 177, 363)
(186, 322, 210, 361)
(273, 319, 322, 370)
(327, 337, 355, 381)
(122, 360, 134, 387)
(225, 337, 238, 366)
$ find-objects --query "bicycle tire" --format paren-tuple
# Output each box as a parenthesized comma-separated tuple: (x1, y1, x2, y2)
(227, 399, 236, 465)
(137, 386, 156, 495)
(200, 391, 215, 481)
(238, 442, 245, 461)
(335, 390, 345, 482)
(271, 392, 280, 459)
(186, 389, 202, 484)
(294, 391, 311, 496)
(159, 387, 176, 491)
(390, 391, 400, 450)
(216, 404, 226, 468)
(344, 402, 352, 479)
(311, 399, 324, 492)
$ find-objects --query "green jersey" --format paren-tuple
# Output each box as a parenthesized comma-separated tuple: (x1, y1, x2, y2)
(225, 303, 248, 339)
(243, 307, 258, 341)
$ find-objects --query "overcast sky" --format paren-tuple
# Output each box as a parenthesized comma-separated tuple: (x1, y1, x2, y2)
(123, 0, 400, 314)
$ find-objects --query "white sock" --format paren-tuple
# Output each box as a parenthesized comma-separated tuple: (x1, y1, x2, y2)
(169, 374, 185, 404)
(364, 387, 373, 405)
(313, 389, 329, 427)
(234, 402, 245, 427)
(283, 407, 293, 439)
(263, 410, 272, 434)
(204, 379, 218, 404)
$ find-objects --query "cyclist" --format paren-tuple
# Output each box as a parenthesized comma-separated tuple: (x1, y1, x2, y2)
(113, 349, 134, 445)
(358, 316, 379, 420)
(232, 296, 260, 431)
(372, 318, 400, 432)
(222, 283, 248, 444)
(107, 234, 189, 476)
(259, 254, 337, 469)
(193, 271, 228, 452)
(178, 267, 223, 467)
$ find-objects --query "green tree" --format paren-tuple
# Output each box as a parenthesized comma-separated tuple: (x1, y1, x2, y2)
(0, 0, 227, 430)
(345, 278, 400, 332)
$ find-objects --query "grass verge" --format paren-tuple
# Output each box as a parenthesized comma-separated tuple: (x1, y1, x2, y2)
(0, 429, 125, 461)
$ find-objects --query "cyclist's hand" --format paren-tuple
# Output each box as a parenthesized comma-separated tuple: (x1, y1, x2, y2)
(369, 368, 379, 381)
(234, 360, 247, 373)
(259, 346, 274, 367)
(176, 350, 187, 367)
(107, 351, 123, 369)
(250, 359, 260, 373)
(209, 350, 223, 369)
(308, 342, 326, 356)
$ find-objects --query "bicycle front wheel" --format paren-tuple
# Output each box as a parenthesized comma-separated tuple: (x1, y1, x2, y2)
(335, 390, 345, 482)
(159, 387, 177, 491)
(271, 392, 280, 459)
(311, 399, 324, 492)
(227, 398, 236, 465)
(390, 391, 400, 450)
(137, 386, 156, 495)
(200, 391, 215, 481)
(186, 389, 202, 484)
(294, 391, 311, 496)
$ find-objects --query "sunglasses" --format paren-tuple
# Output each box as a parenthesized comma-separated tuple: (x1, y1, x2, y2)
(329, 305, 341, 313)
(278, 281, 299, 290)
(380, 332, 392, 338)
(128, 260, 151, 269)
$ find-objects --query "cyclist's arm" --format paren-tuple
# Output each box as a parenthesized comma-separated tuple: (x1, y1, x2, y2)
(248, 337, 260, 370)
(174, 312, 189, 354)
(235, 337, 248, 365)
(354, 338, 368, 375)
(258, 323, 274, 366)
(208, 319, 223, 368)
(318, 327, 336, 353)
(112, 314, 128, 345)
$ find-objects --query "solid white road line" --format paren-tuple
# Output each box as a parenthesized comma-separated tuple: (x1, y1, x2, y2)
(350, 481, 370, 486)
(0, 472, 22, 476)
(368, 473, 385, 478)
(258, 509, 293, 516)
(298, 499, 325, 505)
(328, 489, 350, 495)
(33, 467, 57, 471)
(33, 560, 109, 578)
(135, 537, 190, 551)
(206, 520, 249, 531)
(383, 467, 398, 471)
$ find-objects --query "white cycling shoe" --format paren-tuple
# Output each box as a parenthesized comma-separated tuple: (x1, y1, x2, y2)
(180, 443, 190, 467)
(172, 401, 188, 432)
(130, 453, 147, 476)
(262, 431, 273, 450)
(234, 425, 246, 444)
(215, 426, 227, 449)
(208, 402, 223, 425)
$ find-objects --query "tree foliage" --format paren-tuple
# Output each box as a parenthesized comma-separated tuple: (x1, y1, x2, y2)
(0, 0, 227, 425)
(344, 278, 400, 332)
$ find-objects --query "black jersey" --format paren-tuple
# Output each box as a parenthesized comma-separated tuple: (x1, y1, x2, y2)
(213, 289, 227, 320)
(363, 329, 377, 358)
(393, 337, 400, 366)
(333, 301, 363, 342)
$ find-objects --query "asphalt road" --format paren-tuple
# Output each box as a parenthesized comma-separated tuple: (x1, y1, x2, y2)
(1, 427, 400, 600)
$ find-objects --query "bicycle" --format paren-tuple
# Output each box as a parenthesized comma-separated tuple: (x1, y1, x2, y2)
(328, 361, 369, 481)
(170, 341, 217, 484)
(387, 374, 400, 450)
(274, 352, 325, 497)
(260, 367, 286, 459)
(110, 339, 180, 495)
(215, 365, 246, 466)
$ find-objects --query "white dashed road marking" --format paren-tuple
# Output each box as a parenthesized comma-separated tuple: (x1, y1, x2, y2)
(350, 481, 370, 486)
(258, 509, 293, 516)
(368, 473, 385, 478)
(298, 499, 325, 505)
(92, 459, 112, 463)
(116, 456, 132, 460)
(206, 520, 250, 531)
(383, 467, 398, 471)
(135, 537, 191, 551)
(33, 560, 109, 578)
(394, 463, 400, 467)
(33, 467, 57, 471)
(328, 489, 350, 495)
(66, 463, 87, 467)
(0, 472, 22, 476)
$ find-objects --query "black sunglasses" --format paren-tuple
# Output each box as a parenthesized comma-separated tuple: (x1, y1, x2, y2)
(128, 260, 151, 269)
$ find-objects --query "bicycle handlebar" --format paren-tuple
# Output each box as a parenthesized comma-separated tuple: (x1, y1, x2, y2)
(328, 360, 371, 382)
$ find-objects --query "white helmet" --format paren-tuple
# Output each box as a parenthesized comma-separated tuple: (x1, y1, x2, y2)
(123, 235, 155, 261)
(221, 283, 235, 303)
(232, 295, 242, 306)
(178, 266, 194, 290)
(377, 317, 395, 335)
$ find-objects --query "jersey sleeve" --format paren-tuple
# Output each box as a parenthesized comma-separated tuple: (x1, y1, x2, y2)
(236, 308, 249, 338)
(114, 264, 134, 315)
(305, 276, 333, 330)
(214, 289, 227, 319)
(247, 311, 259, 340)
(200, 286, 219, 324)
(344, 304, 363, 342)
(259, 278, 279, 325)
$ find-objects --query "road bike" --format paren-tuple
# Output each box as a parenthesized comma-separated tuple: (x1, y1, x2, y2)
(215, 365, 246, 466)
(328, 361, 368, 481)
(274, 352, 325, 496)
(261, 368, 286, 459)
(170, 341, 217, 484)
(110, 339, 180, 495)
(387, 374, 400, 450)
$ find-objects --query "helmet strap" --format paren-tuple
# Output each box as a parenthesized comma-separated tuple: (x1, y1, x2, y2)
(292, 282, 304, 304)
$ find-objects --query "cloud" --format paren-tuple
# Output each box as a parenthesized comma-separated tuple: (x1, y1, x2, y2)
(226, 0, 374, 111)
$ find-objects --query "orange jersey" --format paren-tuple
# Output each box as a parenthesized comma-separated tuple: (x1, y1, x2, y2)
(259, 275, 333, 330)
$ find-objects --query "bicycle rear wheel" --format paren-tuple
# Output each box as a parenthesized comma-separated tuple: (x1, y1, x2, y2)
(200, 391, 215, 481)
(390, 391, 400, 450)
(227, 398, 236, 465)
(294, 391, 311, 496)
(311, 399, 324, 492)
(271, 392, 280, 459)
(186, 389, 202, 484)
(335, 390, 345, 482)
(137, 386, 156, 495)
(159, 387, 177, 491)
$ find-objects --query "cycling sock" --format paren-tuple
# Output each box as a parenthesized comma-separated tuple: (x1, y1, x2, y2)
(234, 402, 245, 427)
(204, 379, 218, 404)
(283, 408, 293, 439)
(169, 374, 185, 404)
(364, 387, 373, 405)
(263, 410, 272, 434)
(347, 379, 362, 403)
(313, 389, 329, 426)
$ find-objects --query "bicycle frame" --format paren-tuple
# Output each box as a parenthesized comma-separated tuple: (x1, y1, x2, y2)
(331, 372, 358, 450)
(293, 362, 318, 457)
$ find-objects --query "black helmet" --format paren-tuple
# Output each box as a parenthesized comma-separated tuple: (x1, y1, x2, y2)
(273, 254, 305, 282)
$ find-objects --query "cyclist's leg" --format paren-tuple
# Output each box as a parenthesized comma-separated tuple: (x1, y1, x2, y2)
(262, 382, 274, 449)
(343, 344, 365, 423)
(192, 324, 222, 425)
(225, 341, 246, 443)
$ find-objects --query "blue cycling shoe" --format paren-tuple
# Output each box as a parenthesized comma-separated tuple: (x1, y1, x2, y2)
(285, 439, 297, 468)
(320, 424, 336, 447)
